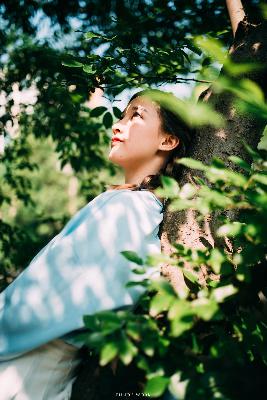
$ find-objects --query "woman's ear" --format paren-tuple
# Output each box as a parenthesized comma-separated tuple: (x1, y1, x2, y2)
(159, 134, 179, 152)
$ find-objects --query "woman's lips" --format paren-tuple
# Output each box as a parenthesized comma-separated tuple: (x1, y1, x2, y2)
(111, 138, 124, 146)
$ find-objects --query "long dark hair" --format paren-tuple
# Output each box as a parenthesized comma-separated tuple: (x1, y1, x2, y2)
(106, 89, 194, 211)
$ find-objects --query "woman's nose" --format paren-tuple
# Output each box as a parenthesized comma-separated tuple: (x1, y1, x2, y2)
(112, 122, 122, 135)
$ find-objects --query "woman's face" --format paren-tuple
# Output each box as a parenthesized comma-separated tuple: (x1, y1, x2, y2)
(108, 96, 166, 169)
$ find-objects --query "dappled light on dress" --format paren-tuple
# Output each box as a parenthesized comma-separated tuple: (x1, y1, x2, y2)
(0, 189, 163, 359)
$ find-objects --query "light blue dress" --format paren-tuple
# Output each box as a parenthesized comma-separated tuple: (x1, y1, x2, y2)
(0, 189, 163, 360)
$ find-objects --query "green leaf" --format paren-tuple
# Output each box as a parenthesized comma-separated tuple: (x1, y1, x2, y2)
(208, 280, 220, 288)
(168, 300, 191, 320)
(83, 64, 95, 74)
(90, 106, 107, 118)
(168, 198, 192, 212)
(246, 192, 267, 209)
(171, 315, 194, 337)
(140, 90, 224, 128)
(168, 301, 194, 337)
(208, 248, 226, 274)
(226, 62, 262, 77)
(85, 332, 105, 347)
(228, 156, 251, 172)
(150, 292, 174, 317)
(182, 269, 199, 284)
(172, 243, 186, 252)
(141, 340, 155, 357)
(206, 168, 247, 186)
(84, 32, 103, 40)
(61, 60, 83, 68)
(169, 372, 189, 400)
(97, 313, 122, 335)
(120, 250, 144, 265)
(238, 79, 265, 102)
(126, 322, 141, 341)
(202, 57, 211, 67)
(103, 111, 113, 129)
(97, 310, 121, 322)
(118, 336, 138, 365)
(161, 176, 178, 188)
(100, 342, 119, 366)
(112, 106, 122, 119)
(243, 142, 262, 162)
(212, 284, 238, 303)
(251, 173, 267, 186)
(199, 186, 233, 208)
(150, 278, 177, 297)
(159, 176, 180, 198)
(194, 36, 227, 64)
(211, 157, 225, 169)
(192, 298, 219, 321)
(178, 158, 208, 171)
(145, 253, 174, 267)
(132, 267, 147, 274)
(125, 279, 150, 288)
(83, 311, 122, 335)
(84, 32, 117, 41)
(217, 222, 244, 237)
(144, 376, 169, 397)
(179, 183, 196, 199)
(183, 101, 224, 127)
(186, 41, 202, 56)
(83, 314, 100, 330)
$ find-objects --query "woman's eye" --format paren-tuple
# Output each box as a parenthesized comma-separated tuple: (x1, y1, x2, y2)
(132, 111, 142, 118)
(119, 111, 142, 120)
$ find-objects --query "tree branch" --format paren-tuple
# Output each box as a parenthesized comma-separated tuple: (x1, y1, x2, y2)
(226, 0, 246, 37)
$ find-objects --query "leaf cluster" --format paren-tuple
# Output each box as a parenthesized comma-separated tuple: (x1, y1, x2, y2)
(78, 146, 267, 399)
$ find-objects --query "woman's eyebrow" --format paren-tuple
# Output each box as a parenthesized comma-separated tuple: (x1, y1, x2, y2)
(120, 105, 148, 119)
(122, 106, 148, 116)
(131, 106, 148, 113)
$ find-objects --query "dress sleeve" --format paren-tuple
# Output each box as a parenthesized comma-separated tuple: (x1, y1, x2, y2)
(0, 190, 163, 357)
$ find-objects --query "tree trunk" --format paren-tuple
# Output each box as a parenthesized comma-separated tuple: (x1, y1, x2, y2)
(161, 18, 267, 291)
(71, 18, 267, 400)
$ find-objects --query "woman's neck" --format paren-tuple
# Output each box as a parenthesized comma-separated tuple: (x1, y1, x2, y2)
(124, 159, 165, 185)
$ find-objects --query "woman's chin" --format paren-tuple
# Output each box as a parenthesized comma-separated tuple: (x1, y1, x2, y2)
(108, 150, 122, 166)
(108, 149, 115, 161)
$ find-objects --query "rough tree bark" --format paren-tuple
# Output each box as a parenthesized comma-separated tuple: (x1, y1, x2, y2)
(71, 14, 267, 400)
(161, 17, 267, 291)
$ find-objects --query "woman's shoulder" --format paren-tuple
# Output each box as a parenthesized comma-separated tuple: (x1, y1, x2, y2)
(138, 189, 164, 208)
(103, 188, 163, 209)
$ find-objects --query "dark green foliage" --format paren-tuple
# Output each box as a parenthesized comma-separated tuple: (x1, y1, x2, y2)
(78, 147, 267, 399)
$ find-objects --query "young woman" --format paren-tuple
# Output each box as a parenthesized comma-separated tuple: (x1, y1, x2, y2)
(0, 89, 192, 399)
